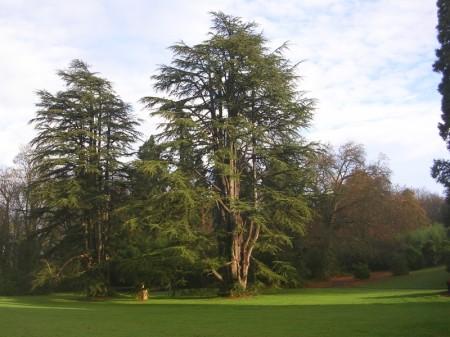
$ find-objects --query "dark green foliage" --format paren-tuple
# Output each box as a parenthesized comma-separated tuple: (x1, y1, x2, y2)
(432, 0, 450, 203)
(0, 149, 43, 295)
(390, 254, 409, 276)
(114, 138, 214, 292)
(142, 12, 314, 292)
(405, 246, 425, 270)
(439, 240, 450, 272)
(434, 0, 450, 145)
(352, 263, 370, 280)
(402, 223, 448, 268)
(303, 246, 333, 280)
(29, 60, 140, 293)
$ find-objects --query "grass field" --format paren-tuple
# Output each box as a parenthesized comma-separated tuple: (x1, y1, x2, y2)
(1, 267, 449, 337)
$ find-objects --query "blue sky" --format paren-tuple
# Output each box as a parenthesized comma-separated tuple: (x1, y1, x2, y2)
(0, 0, 446, 193)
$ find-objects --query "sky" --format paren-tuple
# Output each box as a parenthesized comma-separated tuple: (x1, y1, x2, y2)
(0, 0, 446, 193)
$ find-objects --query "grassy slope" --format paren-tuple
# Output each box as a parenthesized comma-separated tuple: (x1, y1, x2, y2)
(0, 267, 449, 337)
(358, 266, 450, 289)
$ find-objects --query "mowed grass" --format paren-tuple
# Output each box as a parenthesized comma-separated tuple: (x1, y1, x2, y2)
(1, 267, 449, 337)
(357, 266, 450, 289)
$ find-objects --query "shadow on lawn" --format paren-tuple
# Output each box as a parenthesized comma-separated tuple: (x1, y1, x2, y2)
(366, 291, 448, 300)
(0, 297, 89, 310)
(2, 288, 449, 309)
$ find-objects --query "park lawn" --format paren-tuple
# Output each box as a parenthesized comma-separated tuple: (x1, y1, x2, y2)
(0, 267, 449, 337)
(357, 266, 450, 289)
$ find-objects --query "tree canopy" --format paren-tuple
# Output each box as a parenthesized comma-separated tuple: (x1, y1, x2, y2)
(142, 12, 314, 293)
(29, 60, 140, 295)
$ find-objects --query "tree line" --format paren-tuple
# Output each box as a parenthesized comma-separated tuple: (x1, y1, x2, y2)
(1, 12, 449, 296)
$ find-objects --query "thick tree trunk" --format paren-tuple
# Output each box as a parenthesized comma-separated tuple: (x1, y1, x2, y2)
(212, 115, 262, 295)
(219, 141, 260, 293)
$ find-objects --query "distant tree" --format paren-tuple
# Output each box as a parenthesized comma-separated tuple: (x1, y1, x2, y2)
(29, 60, 140, 295)
(0, 147, 43, 294)
(304, 143, 431, 275)
(432, 0, 450, 210)
(414, 189, 448, 224)
(0, 167, 23, 292)
(142, 12, 314, 293)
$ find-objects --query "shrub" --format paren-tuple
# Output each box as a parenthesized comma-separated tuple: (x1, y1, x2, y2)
(0, 275, 18, 295)
(304, 247, 332, 280)
(422, 240, 439, 266)
(403, 223, 447, 267)
(405, 246, 424, 270)
(352, 263, 370, 280)
(390, 254, 409, 276)
(86, 279, 110, 298)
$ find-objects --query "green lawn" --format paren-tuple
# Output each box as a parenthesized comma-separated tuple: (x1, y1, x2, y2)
(356, 266, 450, 290)
(1, 267, 449, 337)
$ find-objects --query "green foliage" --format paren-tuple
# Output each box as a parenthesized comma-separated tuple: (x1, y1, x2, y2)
(390, 254, 409, 276)
(433, 0, 450, 146)
(403, 223, 448, 268)
(31, 260, 58, 291)
(303, 246, 334, 280)
(432, 0, 450, 202)
(114, 150, 214, 291)
(85, 279, 110, 298)
(405, 246, 425, 270)
(0, 275, 19, 296)
(352, 263, 370, 280)
(29, 60, 140, 294)
(142, 12, 314, 291)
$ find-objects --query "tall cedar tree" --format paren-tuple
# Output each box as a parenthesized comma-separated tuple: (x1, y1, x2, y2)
(432, 0, 450, 206)
(142, 13, 314, 293)
(30, 60, 140, 294)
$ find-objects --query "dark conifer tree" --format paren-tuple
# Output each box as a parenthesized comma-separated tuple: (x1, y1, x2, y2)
(432, 0, 450, 212)
(30, 60, 140, 295)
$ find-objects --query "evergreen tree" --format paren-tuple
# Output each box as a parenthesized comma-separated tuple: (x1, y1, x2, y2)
(114, 135, 210, 291)
(142, 12, 314, 293)
(432, 0, 450, 208)
(30, 60, 140, 295)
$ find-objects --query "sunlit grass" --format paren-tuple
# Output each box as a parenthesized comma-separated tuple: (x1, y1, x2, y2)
(0, 267, 448, 337)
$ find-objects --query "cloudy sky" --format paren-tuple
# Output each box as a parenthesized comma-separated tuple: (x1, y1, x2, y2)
(0, 0, 446, 193)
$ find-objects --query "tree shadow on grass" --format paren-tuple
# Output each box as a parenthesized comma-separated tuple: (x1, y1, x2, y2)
(0, 297, 89, 310)
(365, 291, 444, 300)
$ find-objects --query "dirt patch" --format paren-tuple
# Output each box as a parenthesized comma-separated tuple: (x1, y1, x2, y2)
(305, 271, 392, 288)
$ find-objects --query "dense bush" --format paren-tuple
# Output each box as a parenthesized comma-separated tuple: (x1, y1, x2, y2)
(303, 247, 333, 280)
(0, 275, 18, 295)
(405, 246, 425, 270)
(402, 224, 448, 269)
(390, 254, 409, 276)
(352, 263, 370, 280)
